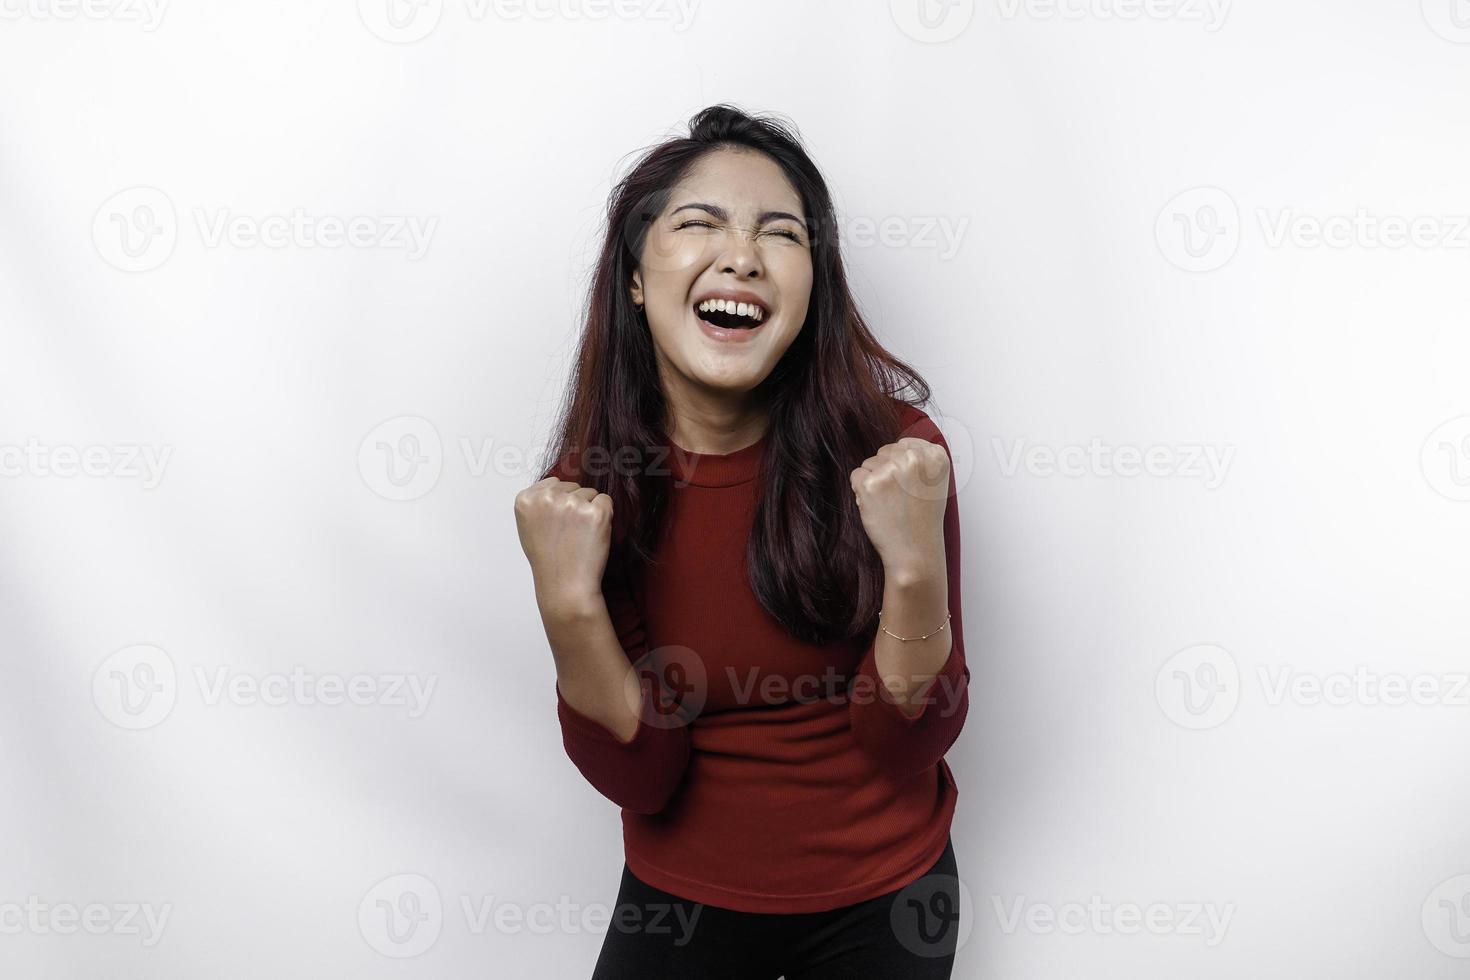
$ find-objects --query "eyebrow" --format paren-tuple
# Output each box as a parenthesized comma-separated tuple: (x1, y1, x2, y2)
(671, 202, 808, 233)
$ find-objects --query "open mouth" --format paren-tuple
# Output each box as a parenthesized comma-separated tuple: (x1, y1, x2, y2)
(693, 298, 767, 331)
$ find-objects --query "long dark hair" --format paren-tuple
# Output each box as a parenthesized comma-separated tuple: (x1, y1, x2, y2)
(541, 104, 933, 646)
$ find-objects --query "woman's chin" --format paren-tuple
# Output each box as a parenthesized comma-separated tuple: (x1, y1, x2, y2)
(686, 362, 768, 394)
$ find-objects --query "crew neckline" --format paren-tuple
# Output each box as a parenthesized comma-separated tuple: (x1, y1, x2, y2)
(662, 430, 768, 488)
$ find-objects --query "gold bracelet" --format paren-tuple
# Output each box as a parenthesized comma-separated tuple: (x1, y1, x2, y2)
(877, 610, 951, 642)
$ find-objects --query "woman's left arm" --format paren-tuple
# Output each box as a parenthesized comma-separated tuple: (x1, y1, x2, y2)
(847, 415, 970, 780)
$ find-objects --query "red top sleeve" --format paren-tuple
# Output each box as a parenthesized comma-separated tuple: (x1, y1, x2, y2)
(548, 461, 692, 815)
(847, 413, 971, 781)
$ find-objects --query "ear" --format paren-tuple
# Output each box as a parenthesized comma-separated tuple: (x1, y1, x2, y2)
(629, 269, 644, 308)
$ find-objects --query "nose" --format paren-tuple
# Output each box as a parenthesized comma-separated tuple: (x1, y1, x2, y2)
(715, 231, 763, 280)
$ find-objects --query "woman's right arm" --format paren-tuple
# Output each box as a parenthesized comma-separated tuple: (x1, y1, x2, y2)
(515, 470, 691, 815)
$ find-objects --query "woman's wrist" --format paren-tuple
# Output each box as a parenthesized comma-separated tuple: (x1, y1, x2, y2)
(536, 586, 606, 624)
(881, 548, 946, 590)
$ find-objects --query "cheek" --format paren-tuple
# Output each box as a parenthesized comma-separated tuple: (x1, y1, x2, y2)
(774, 255, 814, 321)
(640, 230, 708, 278)
(644, 308, 687, 353)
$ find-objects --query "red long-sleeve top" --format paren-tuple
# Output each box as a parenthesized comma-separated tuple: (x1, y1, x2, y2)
(550, 402, 969, 913)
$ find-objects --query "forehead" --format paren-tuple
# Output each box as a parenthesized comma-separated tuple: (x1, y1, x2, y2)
(668, 148, 804, 217)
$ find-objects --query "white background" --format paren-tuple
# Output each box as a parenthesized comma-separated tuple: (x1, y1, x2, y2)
(3, 0, 1469, 976)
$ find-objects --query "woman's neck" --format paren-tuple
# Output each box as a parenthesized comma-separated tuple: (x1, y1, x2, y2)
(662, 388, 770, 456)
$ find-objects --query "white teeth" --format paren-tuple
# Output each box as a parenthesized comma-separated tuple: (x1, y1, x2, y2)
(697, 298, 766, 321)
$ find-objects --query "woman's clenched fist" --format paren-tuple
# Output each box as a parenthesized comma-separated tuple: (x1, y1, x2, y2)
(849, 437, 951, 580)
(514, 477, 614, 612)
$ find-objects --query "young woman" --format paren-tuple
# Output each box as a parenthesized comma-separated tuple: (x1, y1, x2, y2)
(514, 104, 970, 979)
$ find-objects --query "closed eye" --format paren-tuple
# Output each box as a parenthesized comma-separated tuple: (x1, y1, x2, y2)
(676, 219, 804, 243)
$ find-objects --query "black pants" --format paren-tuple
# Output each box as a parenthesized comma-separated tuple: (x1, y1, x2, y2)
(590, 837, 960, 979)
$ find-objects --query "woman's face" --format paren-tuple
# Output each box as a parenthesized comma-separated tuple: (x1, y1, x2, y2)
(630, 148, 814, 400)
